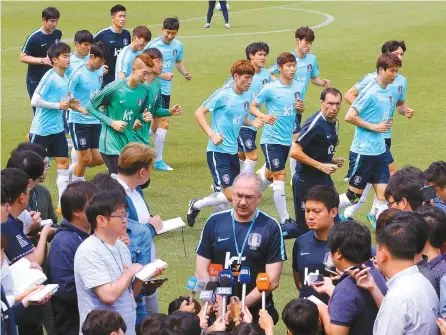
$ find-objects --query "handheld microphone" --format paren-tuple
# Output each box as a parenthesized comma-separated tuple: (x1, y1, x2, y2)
(256, 273, 271, 310)
(186, 277, 205, 303)
(239, 267, 251, 313)
(216, 270, 233, 317)
(208, 263, 224, 282)
(200, 282, 218, 317)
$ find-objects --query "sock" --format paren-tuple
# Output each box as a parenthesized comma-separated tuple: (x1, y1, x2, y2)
(273, 180, 289, 223)
(242, 159, 256, 174)
(71, 149, 78, 163)
(195, 192, 229, 210)
(259, 166, 272, 191)
(370, 193, 378, 216)
(56, 169, 70, 207)
(290, 158, 297, 179)
(68, 162, 76, 175)
(343, 183, 373, 218)
(72, 175, 85, 182)
(375, 200, 388, 219)
(149, 129, 156, 138)
(239, 159, 245, 171)
(154, 128, 167, 162)
(339, 193, 353, 211)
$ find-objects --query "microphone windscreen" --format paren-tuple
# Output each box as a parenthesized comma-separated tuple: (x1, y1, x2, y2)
(205, 281, 219, 291)
(256, 273, 271, 292)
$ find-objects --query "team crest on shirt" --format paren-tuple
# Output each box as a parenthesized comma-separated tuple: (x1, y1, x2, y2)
(389, 96, 393, 106)
(244, 101, 249, 111)
(154, 94, 159, 101)
(272, 158, 280, 168)
(295, 92, 301, 100)
(353, 176, 362, 185)
(398, 85, 403, 94)
(173, 49, 178, 57)
(307, 64, 313, 73)
(138, 97, 143, 106)
(248, 233, 262, 250)
(262, 79, 268, 85)
(54, 39, 59, 44)
(123, 38, 128, 45)
(98, 75, 103, 85)
(79, 137, 87, 146)
(222, 174, 230, 184)
(328, 144, 335, 155)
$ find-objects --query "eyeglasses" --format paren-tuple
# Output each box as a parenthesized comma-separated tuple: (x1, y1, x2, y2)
(233, 193, 260, 202)
(109, 214, 128, 222)
(388, 199, 400, 206)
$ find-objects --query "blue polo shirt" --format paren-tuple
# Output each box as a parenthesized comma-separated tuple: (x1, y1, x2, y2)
(2, 214, 34, 264)
(328, 261, 388, 335)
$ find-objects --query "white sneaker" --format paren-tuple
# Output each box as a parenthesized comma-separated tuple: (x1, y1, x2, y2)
(204, 23, 211, 28)
(225, 24, 230, 29)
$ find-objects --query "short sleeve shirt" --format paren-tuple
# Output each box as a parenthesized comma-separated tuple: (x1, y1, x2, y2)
(2, 215, 34, 264)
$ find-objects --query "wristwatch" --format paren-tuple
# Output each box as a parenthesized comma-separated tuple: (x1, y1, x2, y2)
(40, 58, 44, 65)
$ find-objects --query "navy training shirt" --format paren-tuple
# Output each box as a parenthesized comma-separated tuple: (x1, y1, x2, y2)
(2, 214, 34, 264)
(296, 110, 339, 177)
(22, 28, 63, 82)
(93, 27, 131, 86)
(196, 210, 286, 310)
(292, 230, 331, 304)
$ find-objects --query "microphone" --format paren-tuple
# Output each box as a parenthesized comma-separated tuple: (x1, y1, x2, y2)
(216, 270, 233, 317)
(256, 273, 271, 310)
(199, 282, 218, 317)
(208, 263, 224, 282)
(239, 267, 251, 313)
(186, 277, 206, 303)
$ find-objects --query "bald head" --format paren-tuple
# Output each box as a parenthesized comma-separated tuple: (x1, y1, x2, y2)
(233, 173, 262, 195)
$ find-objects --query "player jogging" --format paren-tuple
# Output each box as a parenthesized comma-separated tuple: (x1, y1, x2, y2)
(66, 30, 93, 77)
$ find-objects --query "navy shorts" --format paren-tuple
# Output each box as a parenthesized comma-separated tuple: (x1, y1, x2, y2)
(261, 144, 290, 172)
(293, 113, 303, 134)
(207, 151, 240, 188)
(69, 123, 101, 151)
(346, 151, 390, 189)
(30, 131, 68, 158)
(237, 128, 257, 153)
(161, 94, 170, 110)
(384, 138, 394, 164)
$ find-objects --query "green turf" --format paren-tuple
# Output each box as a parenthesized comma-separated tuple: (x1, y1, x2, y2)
(2, 1, 446, 332)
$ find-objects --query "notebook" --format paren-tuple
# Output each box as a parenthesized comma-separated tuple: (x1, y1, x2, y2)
(157, 217, 186, 235)
(9, 258, 47, 296)
(135, 259, 168, 281)
(27, 284, 59, 302)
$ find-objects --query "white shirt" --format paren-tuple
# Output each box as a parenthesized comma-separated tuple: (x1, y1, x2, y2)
(373, 265, 439, 335)
(116, 177, 151, 224)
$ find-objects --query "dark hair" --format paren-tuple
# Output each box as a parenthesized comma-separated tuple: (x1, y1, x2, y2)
(132, 26, 152, 41)
(320, 87, 342, 102)
(1, 168, 29, 204)
(140, 313, 169, 335)
(1, 187, 10, 205)
(90, 41, 108, 60)
(277, 52, 296, 67)
(304, 185, 339, 211)
(144, 48, 163, 60)
(376, 53, 402, 72)
(110, 4, 126, 15)
(12, 142, 47, 159)
(61, 181, 98, 222)
(160, 311, 201, 335)
(295, 26, 315, 42)
(86, 192, 126, 229)
(207, 332, 230, 335)
(168, 296, 201, 315)
(376, 208, 402, 236)
(328, 220, 372, 263)
(381, 40, 406, 53)
(81, 309, 127, 335)
(48, 42, 71, 64)
(282, 299, 319, 335)
(42, 7, 60, 20)
(7, 150, 44, 181)
(425, 161, 446, 188)
(245, 42, 269, 60)
(74, 30, 93, 44)
(385, 166, 427, 210)
(395, 211, 428, 253)
(90, 173, 126, 197)
(376, 215, 419, 260)
(416, 206, 446, 249)
(232, 322, 259, 335)
(163, 17, 180, 31)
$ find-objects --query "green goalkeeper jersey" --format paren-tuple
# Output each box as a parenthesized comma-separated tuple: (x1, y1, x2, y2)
(133, 78, 169, 146)
(86, 78, 150, 155)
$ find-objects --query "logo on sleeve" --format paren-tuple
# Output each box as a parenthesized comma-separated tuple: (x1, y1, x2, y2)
(244, 101, 249, 111)
(307, 64, 313, 73)
(248, 233, 262, 250)
(99, 75, 103, 85)
(173, 49, 178, 57)
(54, 39, 59, 44)
(398, 85, 403, 95)
(389, 96, 394, 106)
(16, 235, 29, 248)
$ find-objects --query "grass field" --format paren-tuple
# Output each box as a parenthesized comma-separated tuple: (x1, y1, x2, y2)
(2, 1, 446, 332)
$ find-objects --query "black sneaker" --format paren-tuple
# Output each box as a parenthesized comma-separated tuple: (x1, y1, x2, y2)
(187, 198, 201, 227)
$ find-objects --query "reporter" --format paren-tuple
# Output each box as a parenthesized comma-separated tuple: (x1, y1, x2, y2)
(81, 309, 127, 335)
(140, 313, 168, 335)
(160, 310, 201, 335)
(282, 299, 319, 335)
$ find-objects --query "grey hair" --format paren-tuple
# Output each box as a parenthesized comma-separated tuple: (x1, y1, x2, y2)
(233, 172, 262, 195)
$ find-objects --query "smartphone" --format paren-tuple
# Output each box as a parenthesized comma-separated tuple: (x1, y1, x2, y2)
(421, 185, 436, 203)
(325, 268, 339, 276)
(307, 273, 324, 284)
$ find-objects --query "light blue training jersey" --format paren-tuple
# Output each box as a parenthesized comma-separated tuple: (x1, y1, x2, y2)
(30, 69, 69, 135)
(255, 79, 305, 146)
(350, 79, 395, 156)
(66, 52, 88, 77)
(223, 67, 271, 131)
(203, 86, 253, 155)
(115, 45, 141, 78)
(144, 36, 183, 95)
(269, 51, 319, 101)
(68, 63, 104, 124)
(355, 72, 407, 139)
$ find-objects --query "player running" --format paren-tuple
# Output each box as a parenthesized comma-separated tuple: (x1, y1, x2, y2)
(85, 54, 154, 174)
(251, 52, 305, 226)
(187, 60, 262, 227)
(144, 17, 192, 171)
(66, 30, 93, 77)
(342, 40, 414, 224)
(338, 53, 403, 222)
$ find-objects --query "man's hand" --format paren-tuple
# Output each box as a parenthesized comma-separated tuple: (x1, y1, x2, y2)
(111, 120, 127, 132)
(371, 122, 391, 133)
(437, 317, 446, 335)
(349, 266, 374, 291)
(59, 99, 70, 110)
(148, 215, 163, 234)
(29, 262, 43, 272)
(404, 107, 414, 119)
(183, 72, 192, 81)
(212, 316, 227, 331)
(294, 99, 305, 113)
(210, 133, 224, 146)
(40, 223, 55, 240)
(322, 79, 331, 88)
(179, 300, 197, 313)
(118, 234, 130, 246)
(332, 157, 345, 168)
(133, 119, 142, 131)
(102, 64, 109, 75)
(310, 277, 335, 297)
(68, 98, 80, 110)
(261, 114, 276, 125)
(125, 263, 144, 277)
(169, 104, 183, 116)
(21, 285, 45, 308)
(42, 57, 52, 66)
(143, 110, 153, 123)
(318, 163, 339, 175)
(229, 296, 242, 325)
(25, 211, 42, 235)
(251, 118, 263, 129)
(242, 304, 253, 323)
(258, 309, 274, 334)
(160, 72, 174, 81)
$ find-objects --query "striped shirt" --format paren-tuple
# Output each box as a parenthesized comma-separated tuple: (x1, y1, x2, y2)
(74, 235, 136, 335)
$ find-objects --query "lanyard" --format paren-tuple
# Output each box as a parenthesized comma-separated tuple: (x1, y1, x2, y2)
(231, 209, 259, 263)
